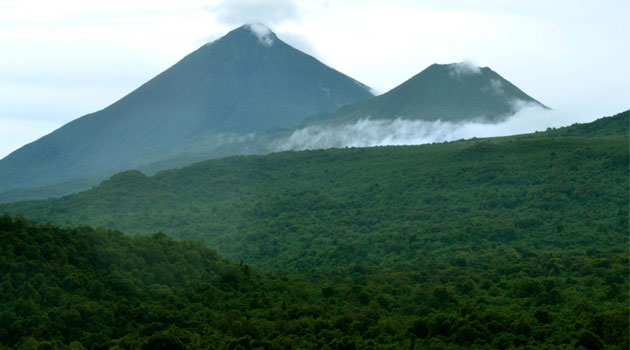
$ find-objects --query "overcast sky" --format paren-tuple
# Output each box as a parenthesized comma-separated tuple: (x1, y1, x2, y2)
(1, 0, 628, 158)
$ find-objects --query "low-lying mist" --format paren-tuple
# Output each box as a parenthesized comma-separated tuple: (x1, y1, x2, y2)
(278, 104, 590, 151)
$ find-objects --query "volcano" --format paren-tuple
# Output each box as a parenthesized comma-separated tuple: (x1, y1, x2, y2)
(0, 24, 373, 201)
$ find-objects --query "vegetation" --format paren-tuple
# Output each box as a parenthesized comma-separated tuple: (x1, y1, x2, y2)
(0, 111, 628, 349)
(540, 111, 629, 137)
(1, 215, 627, 349)
(4, 112, 628, 272)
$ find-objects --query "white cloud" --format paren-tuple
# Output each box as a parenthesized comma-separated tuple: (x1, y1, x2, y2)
(448, 61, 481, 77)
(246, 23, 275, 45)
(211, 0, 300, 26)
(278, 104, 595, 151)
(488, 78, 504, 95)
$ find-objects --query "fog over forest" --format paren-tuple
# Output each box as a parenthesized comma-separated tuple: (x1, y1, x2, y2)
(280, 103, 581, 150)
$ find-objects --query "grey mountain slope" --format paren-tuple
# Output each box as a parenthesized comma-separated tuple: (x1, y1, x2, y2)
(0, 25, 373, 199)
(304, 63, 548, 126)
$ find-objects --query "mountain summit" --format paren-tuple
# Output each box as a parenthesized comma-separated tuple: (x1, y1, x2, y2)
(0, 24, 374, 200)
(305, 62, 548, 125)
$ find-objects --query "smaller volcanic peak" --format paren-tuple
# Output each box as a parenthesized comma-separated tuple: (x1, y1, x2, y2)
(307, 62, 548, 126)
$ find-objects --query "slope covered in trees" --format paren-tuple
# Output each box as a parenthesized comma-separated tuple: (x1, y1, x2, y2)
(3, 112, 627, 272)
(1, 215, 628, 349)
(0, 111, 628, 349)
(540, 110, 629, 137)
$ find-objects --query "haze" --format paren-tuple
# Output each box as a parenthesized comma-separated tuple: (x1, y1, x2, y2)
(1, 0, 628, 158)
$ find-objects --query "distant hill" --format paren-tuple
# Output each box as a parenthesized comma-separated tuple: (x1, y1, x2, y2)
(0, 24, 373, 201)
(541, 110, 629, 137)
(305, 62, 548, 126)
(3, 111, 626, 271)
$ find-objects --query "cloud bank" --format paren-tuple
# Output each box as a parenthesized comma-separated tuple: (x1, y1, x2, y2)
(278, 104, 588, 151)
(212, 0, 300, 26)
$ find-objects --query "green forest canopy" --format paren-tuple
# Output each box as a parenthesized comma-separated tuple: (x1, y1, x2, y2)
(3, 111, 628, 272)
(1, 213, 627, 349)
(0, 110, 628, 349)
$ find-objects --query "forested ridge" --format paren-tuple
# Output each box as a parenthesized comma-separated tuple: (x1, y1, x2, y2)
(1, 215, 627, 349)
(3, 112, 628, 271)
(1, 111, 628, 349)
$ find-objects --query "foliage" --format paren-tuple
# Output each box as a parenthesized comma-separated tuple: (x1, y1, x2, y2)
(540, 110, 629, 137)
(1, 215, 628, 349)
(0, 111, 628, 349)
(3, 113, 628, 273)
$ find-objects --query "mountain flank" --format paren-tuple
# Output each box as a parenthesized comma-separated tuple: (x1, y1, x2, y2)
(0, 24, 373, 201)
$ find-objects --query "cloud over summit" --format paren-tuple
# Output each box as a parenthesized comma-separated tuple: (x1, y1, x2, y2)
(449, 61, 482, 76)
(209, 0, 320, 58)
(246, 23, 275, 46)
(212, 0, 300, 26)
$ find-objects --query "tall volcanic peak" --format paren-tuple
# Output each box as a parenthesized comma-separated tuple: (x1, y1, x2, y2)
(0, 24, 374, 201)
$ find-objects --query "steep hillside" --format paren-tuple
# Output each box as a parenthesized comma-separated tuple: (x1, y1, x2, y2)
(0, 24, 373, 200)
(305, 62, 547, 126)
